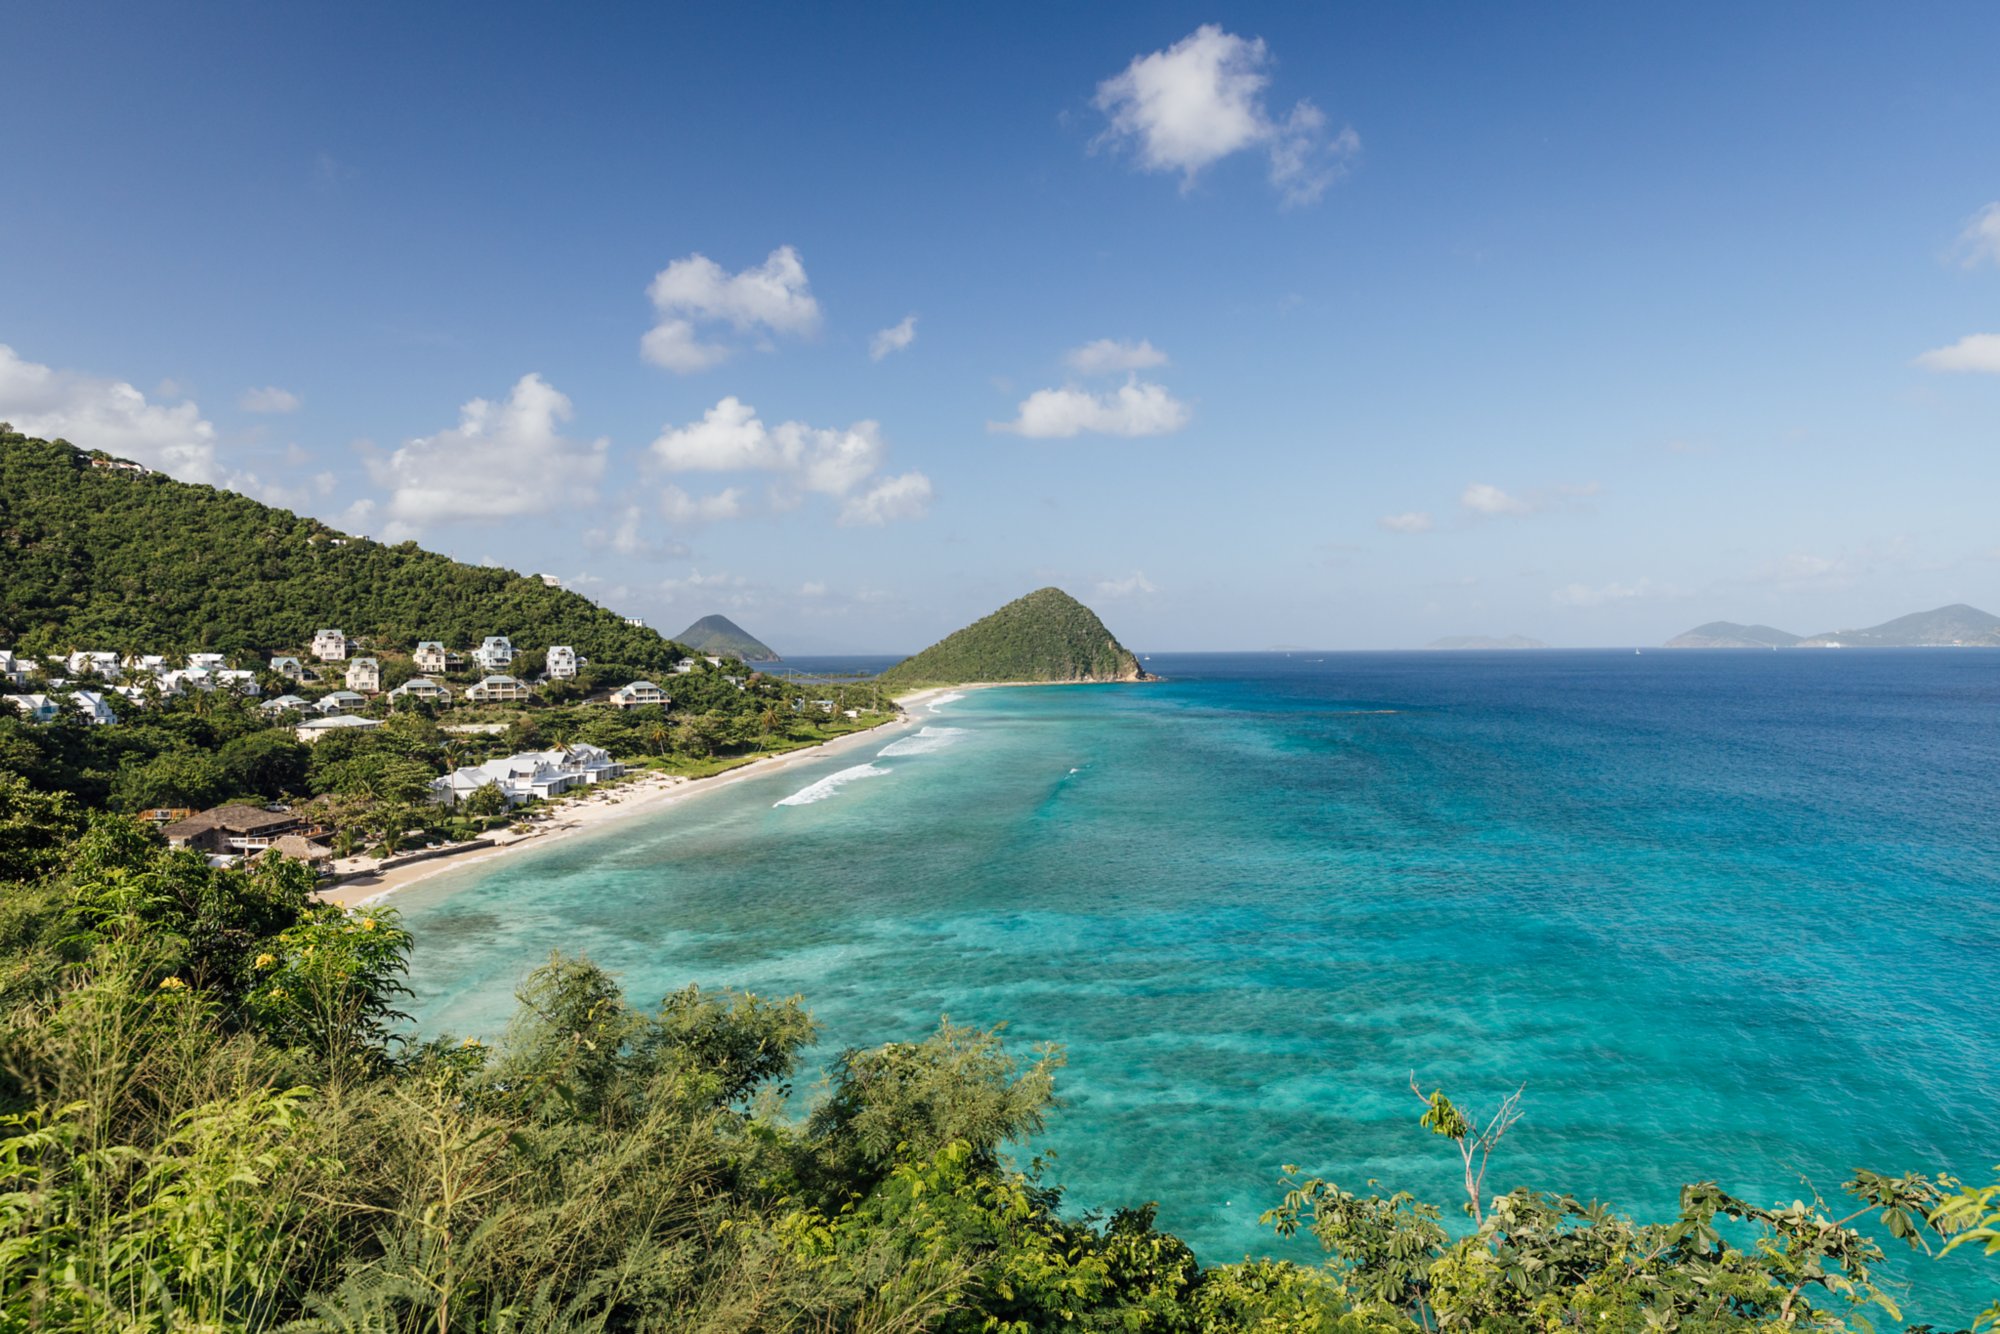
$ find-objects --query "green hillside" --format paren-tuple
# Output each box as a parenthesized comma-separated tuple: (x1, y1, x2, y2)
(0, 431, 680, 669)
(877, 586, 1149, 687)
(677, 613, 779, 661)
(1799, 603, 2000, 647)
(1665, 621, 1803, 649)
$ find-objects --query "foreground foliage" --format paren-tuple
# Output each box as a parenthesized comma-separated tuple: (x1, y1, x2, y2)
(0, 818, 1992, 1331)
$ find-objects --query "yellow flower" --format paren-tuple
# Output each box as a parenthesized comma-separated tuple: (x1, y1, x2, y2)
(461, 1036, 483, 1049)
(269, 987, 287, 1000)
(157, 976, 186, 991)
(254, 953, 277, 969)
(361, 917, 377, 931)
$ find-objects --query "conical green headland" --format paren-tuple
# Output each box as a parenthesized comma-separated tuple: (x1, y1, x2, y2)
(876, 587, 1151, 687)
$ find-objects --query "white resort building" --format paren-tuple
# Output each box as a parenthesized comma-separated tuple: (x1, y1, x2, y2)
(413, 641, 449, 673)
(465, 674, 531, 703)
(345, 657, 382, 693)
(311, 629, 349, 662)
(474, 636, 514, 671)
(388, 677, 451, 704)
(546, 645, 579, 679)
(610, 680, 668, 709)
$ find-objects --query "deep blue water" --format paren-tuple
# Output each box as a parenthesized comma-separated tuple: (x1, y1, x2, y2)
(398, 651, 2000, 1322)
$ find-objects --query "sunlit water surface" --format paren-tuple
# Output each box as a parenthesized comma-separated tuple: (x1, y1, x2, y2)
(399, 651, 2000, 1323)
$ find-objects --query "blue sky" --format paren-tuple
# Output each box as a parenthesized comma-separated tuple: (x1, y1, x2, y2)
(4, 3, 1998, 650)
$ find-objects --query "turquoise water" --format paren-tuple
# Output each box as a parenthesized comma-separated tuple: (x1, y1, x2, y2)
(399, 651, 2000, 1322)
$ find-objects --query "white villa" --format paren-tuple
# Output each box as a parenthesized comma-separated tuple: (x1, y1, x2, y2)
(546, 645, 579, 679)
(187, 653, 228, 671)
(428, 743, 625, 808)
(269, 656, 308, 681)
(261, 694, 310, 713)
(311, 629, 349, 662)
(413, 641, 449, 673)
(65, 651, 121, 680)
(123, 653, 168, 676)
(295, 715, 384, 744)
(465, 674, 530, 703)
(314, 691, 369, 715)
(0, 652, 26, 686)
(5, 695, 60, 724)
(671, 657, 697, 675)
(214, 670, 261, 695)
(474, 636, 514, 671)
(345, 657, 382, 692)
(610, 680, 667, 709)
(70, 690, 117, 725)
(388, 677, 451, 704)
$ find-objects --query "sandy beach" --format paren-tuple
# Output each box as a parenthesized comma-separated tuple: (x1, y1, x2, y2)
(316, 685, 972, 908)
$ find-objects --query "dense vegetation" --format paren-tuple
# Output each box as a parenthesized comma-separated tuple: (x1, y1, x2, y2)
(0, 806, 1994, 1331)
(678, 614, 780, 662)
(877, 587, 1149, 687)
(0, 432, 680, 669)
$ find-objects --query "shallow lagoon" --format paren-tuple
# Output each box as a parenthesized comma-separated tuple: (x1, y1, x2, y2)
(400, 651, 2000, 1322)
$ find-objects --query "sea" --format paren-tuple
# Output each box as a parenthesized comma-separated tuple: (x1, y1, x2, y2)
(396, 650, 2000, 1323)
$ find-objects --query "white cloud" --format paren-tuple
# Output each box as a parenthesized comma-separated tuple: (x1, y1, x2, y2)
(839, 471, 933, 526)
(367, 373, 607, 530)
(650, 396, 927, 524)
(641, 245, 820, 372)
(658, 569, 755, 606)
(1066, 338, 1168, 375)
(0, 344, 220, 482)
(870, 314, 918, 361)
(660, 484, 745, 524)
(1956, 202, 2000, 266)
(993, 378, 1190, 438)
(1553, 579, 1663, 608)
(239, 385, 301, 413)
(1095, 571, 1158, 598)
(1914, 333, 2000, 374)
(1379, 511, 1434, 534)
(1461, 482, 1530, 516)
(1093, 24, 1359, 205)
(800, 581, 828, 598)
(584, 505, 690, 560)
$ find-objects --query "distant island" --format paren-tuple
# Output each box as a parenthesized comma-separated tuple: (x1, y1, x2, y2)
(676, 614, 778, 661)
(1666, 603, 2000, 649)
(1424, 634, 1550, 651)
(876, 587, 1151, 687)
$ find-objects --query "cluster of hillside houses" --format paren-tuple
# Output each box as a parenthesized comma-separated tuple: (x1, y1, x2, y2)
(1, 632, 717, 733)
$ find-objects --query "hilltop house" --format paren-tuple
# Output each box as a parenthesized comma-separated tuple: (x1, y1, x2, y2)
(465, 674, 530, 703)
(388, 677, 451, 704)
(5, 695, 61, 724)
(295, 715, 384, 743)
(122, 653, 167, 675)
(260, 694, 310, 714)
(345, 657, 382, 692)
(314, 691, 369, 715)
(311, 629, 349, 662)
(0, 652, 26, 686)
(70, 690, 118, 725)
(413, 641, 449, 673)
(269, 656, 308, 681)
(161, 805, 303, 856)
(187, 653, 228, 671)
(671, 657, 696, 675)
(474, 636, 514, 671)
(546, 645, 579, 679)
(610, 680, 667, 709)
(65, 651, 121, 680)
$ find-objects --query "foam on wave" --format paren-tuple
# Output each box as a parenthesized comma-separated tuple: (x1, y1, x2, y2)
(926, 692, 966, 712)
(877, 725, 967, 758)
(773, 763, 892, 807)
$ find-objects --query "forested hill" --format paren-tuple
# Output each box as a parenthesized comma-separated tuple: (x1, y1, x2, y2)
(677, 613, 779, 661)
(0, 431, 682, 668)
(877, 587, 1149, 686)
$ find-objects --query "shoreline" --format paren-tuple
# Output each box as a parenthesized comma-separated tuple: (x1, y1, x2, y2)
(315, 684, 974, 909)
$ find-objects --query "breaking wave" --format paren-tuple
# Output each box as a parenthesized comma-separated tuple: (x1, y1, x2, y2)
(774, 764, 891, 807)
(877, 726, 967, 758)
